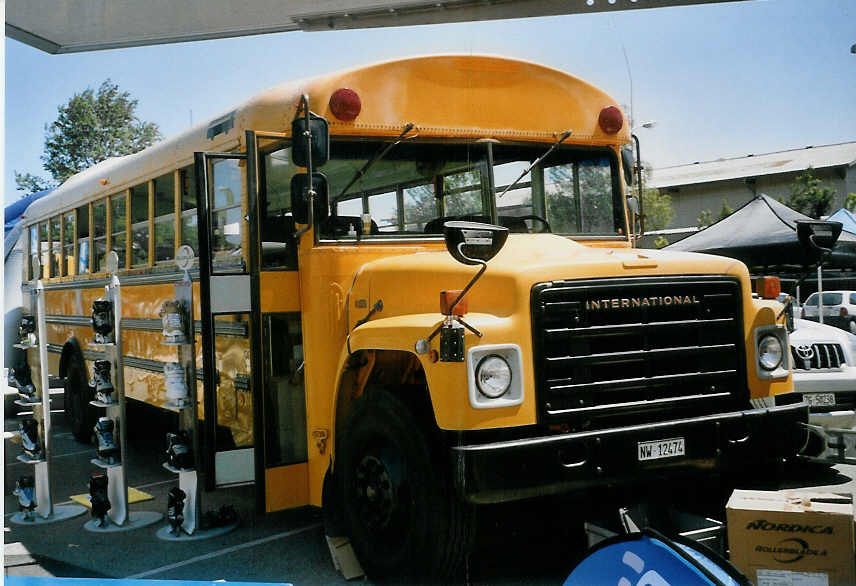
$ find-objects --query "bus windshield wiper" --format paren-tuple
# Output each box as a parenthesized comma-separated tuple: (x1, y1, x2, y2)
(497, 129, 572, 198)
(332, 122, 417, 204)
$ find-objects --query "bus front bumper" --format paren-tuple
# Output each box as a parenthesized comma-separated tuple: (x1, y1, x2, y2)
(451, 402, 808, 505)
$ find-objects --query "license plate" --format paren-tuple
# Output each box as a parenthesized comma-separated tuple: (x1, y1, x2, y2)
(638, 437, 685, 461)
(804, 393, 835, 407)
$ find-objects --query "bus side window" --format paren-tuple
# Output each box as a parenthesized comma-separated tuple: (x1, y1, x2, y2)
(110, 193, 127, 269)
(63, 211, 75, 276)
(367, 191, 398, 233)
(442, 169, 485, 217)
(28, 225, 38, 280)
(578, 157, 618, 234)
(154, 172, 175, 264)
(494, 161, 540, 232)
(209, 158, 243, 270)
(261, 147, 298, 269)
(403, 183, 438, 232)
(93, 200, 107, 272)
(180, 166, 198, 257)
(130, 183, 150, 267)
(50, 216, 61, 278)
(39, 222, 49, 279)
(544, 163, 581, 234)
(77, 204, 90, 274)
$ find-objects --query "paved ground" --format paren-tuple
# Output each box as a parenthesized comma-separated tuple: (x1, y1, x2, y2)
(5, 406, 855, 585)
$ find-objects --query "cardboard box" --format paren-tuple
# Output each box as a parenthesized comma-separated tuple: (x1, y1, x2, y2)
(325, 535, 364, 580)
(726, 489, 855, 586)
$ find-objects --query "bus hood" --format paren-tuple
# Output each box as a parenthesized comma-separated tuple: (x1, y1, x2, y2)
(352, 234, 752, 321)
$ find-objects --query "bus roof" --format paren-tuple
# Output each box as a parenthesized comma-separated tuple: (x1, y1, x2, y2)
(23, 54, 627, 224)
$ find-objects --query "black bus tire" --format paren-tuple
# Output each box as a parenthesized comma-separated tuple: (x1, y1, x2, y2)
(65, 358, 96, 443)
(340, 388, 472, 581)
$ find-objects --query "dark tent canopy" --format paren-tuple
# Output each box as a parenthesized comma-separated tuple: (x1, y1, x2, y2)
(664, 194, 856, 269)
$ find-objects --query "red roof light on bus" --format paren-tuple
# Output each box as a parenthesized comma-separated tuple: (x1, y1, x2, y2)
(329, 88, 361, 121)
(598, 106, 623, 134)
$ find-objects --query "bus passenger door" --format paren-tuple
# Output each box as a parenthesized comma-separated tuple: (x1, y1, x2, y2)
(247, 131, 310, 513)
(195, 150, 262, 494)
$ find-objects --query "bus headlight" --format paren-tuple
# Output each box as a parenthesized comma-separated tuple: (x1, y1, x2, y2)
(467, 344, 524, 409)
(476, 355, 512, 399)
(758, 335, 783, 371)
(754, 325, 789, 380)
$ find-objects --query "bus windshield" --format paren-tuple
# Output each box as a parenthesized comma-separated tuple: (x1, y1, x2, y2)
(315, 141, 624, 240)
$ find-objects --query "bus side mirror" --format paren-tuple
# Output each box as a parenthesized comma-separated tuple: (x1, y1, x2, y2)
(291, 173, 330, 225)
(796, 220, 842, 263)
(291, 116, 330, 168)
(443, 221, 508, 266)
(621, 146, 634, 186)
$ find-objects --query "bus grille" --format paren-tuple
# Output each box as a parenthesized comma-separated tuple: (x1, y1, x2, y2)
(531, 276, 746, 428)
(791, 343, 846, 370)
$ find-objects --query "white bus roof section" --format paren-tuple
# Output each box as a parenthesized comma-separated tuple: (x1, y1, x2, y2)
(649, 142, 856, 189)
(7, 0, 748, 54)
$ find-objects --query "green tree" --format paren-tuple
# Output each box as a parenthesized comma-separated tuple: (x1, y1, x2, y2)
(641, 188, 674, 231)
(15, 79, 161, 190)
(786, 168, 835, 218)
(697, 209, 713, 228)
(653, 235, 669, 249)
(14, 171, 55, 196)
(844, 193, 856, 213)
(718, 199, 734, 220)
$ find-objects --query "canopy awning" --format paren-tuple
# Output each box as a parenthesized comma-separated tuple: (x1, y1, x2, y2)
(7, 0, 748, 54)
(664, 194, 856, 269)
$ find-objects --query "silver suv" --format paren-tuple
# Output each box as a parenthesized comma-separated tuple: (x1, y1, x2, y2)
(787, 318, 856, 429)
(800, 290, 856, 334)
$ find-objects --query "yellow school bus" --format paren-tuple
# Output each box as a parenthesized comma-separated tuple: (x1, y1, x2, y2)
(17, 55, 806, 578)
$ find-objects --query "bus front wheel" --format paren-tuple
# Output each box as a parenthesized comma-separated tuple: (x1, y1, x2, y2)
(65, 357, 97, 443)
(340, 388, 472, 580)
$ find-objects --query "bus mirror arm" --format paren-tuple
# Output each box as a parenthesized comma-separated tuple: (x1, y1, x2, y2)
(294, 94, 326, 242)
(294, 94, 316, 240)
(294, 190, 314, 240)
(632, 133, 644, 240)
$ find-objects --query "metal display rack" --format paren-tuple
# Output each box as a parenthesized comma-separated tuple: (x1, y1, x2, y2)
(84, 252, 161, 532)
(157, 247, 237, 541)
(157, 245, 238, 541)
(10, 257, 86, 525)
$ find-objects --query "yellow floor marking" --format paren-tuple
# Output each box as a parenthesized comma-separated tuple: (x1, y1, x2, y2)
(69, 487, 154, 508)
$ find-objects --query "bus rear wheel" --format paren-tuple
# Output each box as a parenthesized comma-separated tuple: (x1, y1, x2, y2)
(340, 389, 472, 580)
(65, 357, 97, 443)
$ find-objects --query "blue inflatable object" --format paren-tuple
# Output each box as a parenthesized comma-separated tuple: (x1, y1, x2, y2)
(565, 529, 750, 586)
(5, 188, 53, 236)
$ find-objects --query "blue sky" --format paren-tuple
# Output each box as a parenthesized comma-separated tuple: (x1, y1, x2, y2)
(5, 0, 855, 204)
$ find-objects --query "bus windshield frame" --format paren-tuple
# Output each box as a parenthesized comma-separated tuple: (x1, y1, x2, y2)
(310, 139, 626, 243)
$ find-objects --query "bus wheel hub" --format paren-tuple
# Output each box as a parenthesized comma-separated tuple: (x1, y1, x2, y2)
(355, 454, 395, 529)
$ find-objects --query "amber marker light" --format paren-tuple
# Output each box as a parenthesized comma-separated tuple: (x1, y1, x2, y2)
(329, 88, 361, 121)
(440, 290, 468, 316)
(754, 276, 781, 300)
(598, 105, 623, 134)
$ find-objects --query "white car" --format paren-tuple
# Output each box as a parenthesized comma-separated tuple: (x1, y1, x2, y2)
(786, 318, 856, 429)
(800, 290, 856, 334)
